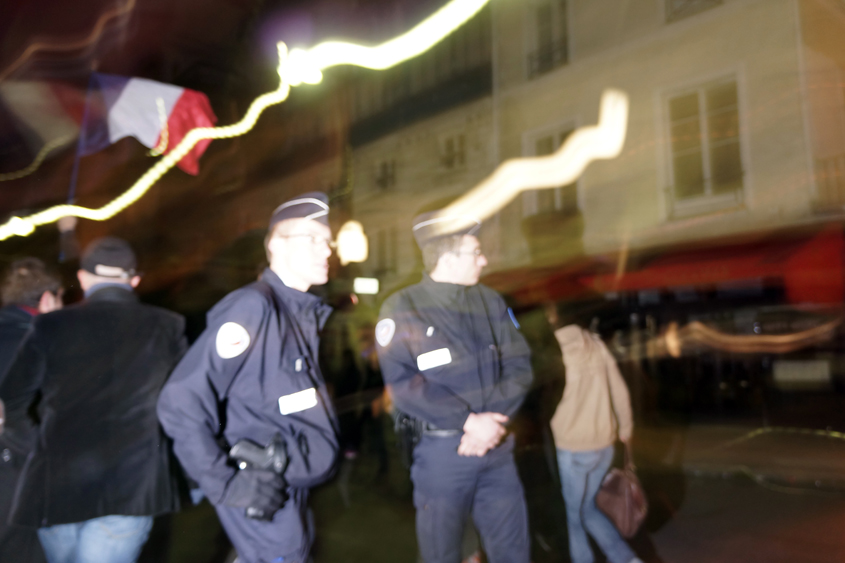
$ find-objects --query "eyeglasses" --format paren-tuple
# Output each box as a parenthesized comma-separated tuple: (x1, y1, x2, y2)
(451, 248, 484, 257)
(278, 234, 337, 250)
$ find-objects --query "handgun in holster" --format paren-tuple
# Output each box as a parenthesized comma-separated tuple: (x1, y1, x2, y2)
(393, 410, 424, 469)
(229, 433, 289, 520)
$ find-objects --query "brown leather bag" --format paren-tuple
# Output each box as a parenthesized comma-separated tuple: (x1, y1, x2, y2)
(595, 444, 647, 538)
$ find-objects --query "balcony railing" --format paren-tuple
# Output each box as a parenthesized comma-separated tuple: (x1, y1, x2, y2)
(528, 40, 568, 79)
(664, 184, 744, 220)
(815, 154, 845, 211)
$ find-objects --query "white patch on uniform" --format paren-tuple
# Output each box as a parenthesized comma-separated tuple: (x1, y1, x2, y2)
(417, 348, 452, 371)
(376, 319, 396, 347)
(215, 322, 251, 359)
(278, 388, 318, 415)
(426, 326, 434, 337)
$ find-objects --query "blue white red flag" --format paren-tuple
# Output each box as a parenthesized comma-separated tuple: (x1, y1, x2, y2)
(79, 73, 217, 175)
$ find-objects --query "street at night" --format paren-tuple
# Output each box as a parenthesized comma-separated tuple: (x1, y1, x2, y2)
(3, 0, 845, 562)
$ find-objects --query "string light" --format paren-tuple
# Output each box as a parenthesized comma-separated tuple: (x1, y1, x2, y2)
(0, 0, 137, 82)
(0, 133, 76, 182)
(0, 0, 493, 241)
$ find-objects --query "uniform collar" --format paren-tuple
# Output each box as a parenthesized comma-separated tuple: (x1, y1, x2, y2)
(421, 272, 471, 305)
(262, 267, 324, 314)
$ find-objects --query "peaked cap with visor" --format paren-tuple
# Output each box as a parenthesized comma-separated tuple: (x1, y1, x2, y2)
(411, 211, 481, 249)
(268, 191, 330, 231)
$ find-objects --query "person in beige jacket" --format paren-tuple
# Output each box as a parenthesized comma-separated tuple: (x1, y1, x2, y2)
(550, 324, 642, 563)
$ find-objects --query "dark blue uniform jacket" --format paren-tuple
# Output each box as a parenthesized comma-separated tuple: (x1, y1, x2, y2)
(157, 268, 339, 506)
(377, 274, 533, 430)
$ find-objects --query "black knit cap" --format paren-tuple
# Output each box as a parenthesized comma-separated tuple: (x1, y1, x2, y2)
(411, 211, 481, 248)
(268, 192, 330, 231)
(81, 236, 137, 278)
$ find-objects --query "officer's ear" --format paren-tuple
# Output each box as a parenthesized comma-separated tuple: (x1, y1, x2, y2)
(267, 234, 285, 261)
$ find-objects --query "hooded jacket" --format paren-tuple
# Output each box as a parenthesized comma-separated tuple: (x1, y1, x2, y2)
(549, 325, 633, 451)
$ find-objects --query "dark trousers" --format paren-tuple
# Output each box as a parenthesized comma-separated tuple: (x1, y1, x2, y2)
(215, 488, 313, 563)
(411, 434, 530, 563)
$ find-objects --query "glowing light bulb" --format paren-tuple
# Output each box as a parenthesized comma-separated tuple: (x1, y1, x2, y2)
(336, 220, 368, 266)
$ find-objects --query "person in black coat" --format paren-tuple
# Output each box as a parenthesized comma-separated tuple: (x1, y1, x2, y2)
(0, 258, 62, 563)
(377, 211, 533, 563)
(0, 238, 186, 563)
(158, 193, 339, 563)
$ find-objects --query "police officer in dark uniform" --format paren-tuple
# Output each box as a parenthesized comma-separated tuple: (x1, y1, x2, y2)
(157, 192, 339, 563)
(377, 211, 533, 563)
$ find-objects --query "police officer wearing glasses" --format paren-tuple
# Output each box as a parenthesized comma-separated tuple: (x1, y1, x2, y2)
(157, 192, 339, 563)
(376, 211, 533, 563)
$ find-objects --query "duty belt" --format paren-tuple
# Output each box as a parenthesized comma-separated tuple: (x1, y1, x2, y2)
(422, 422, 461, 437)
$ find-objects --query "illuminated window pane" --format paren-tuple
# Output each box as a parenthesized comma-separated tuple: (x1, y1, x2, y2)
(668, 80, 742, 203)
(710, 141, 743, 194)
(673, 152, 706, 198)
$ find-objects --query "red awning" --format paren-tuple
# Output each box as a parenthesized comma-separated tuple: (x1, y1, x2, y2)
(579, 227, 844, 305)
(482, 258, 601, 307)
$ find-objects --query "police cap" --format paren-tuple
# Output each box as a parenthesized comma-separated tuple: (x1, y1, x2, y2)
(269, 192, 330, 231)
(411, 211, 481, 248)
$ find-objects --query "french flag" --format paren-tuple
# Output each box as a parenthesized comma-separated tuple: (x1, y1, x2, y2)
(79, 73, 217, 175)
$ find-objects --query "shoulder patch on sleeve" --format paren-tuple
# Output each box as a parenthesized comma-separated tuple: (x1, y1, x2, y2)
(507, 308, 521, 330)
(216, 322, 251, 359)
(375, 318, 396, 348)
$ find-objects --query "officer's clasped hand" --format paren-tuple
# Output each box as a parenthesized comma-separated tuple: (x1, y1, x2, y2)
(459, 412, 508, 457)
(222, 468, 288, 515)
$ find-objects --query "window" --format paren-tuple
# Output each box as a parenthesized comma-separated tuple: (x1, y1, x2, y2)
(667, 79, 743, 204)
(375, 159, 396, 190)
(441, 134, 466, 169)
(666, 0, 722, 22)
(522, 129, 578, 216)
(375, 227, 398, 275)
(528, 1, 568, 78)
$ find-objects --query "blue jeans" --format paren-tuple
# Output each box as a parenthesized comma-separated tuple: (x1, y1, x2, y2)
(557, 447, 636, 563)
(37, 515, 153, 563)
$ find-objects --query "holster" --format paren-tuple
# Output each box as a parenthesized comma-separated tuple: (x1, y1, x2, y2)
(392, 409, 424, 469)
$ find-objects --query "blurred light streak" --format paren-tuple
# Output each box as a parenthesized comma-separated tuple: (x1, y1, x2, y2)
(0, 0, 492, 241)
(282, 0, 490, 85)
(662, 318, 841, 357)
(0, 133, 76, 181)
(353, 277, 379, 295)
(437, 88, 629, 233)
(148, 97, 169, 156)
(0, 0, 137, 82)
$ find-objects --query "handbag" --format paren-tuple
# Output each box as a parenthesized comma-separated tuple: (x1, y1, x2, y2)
(595, 443, 648, 538)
